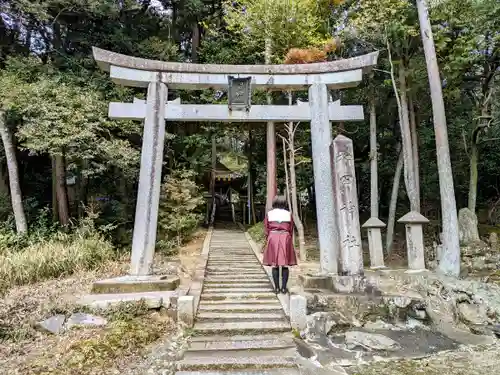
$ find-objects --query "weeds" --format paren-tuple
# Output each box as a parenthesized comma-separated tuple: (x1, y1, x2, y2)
(248, 221, 265, 243)
(17, 302, 174, 375)
(0, 215, 115, 295)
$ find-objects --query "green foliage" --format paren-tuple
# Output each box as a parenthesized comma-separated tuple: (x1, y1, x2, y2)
(20, 307, 172, 375)
(347, 0, 419, 44)
(0, 216, 115, 295)
(222, 0, 333, 62)
(158, 170, 204, 250)
(248, 221, 265, 244)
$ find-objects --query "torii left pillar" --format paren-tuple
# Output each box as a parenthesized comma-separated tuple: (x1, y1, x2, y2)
(89, 75, 180, 295)
(130, 77, 167, 276)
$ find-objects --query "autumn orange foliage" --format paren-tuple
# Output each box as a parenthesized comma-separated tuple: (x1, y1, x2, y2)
(284, 38, 340, 64)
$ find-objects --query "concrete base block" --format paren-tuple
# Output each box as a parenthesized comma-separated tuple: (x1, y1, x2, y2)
(331, 275, 381, 296)
(290, 295, 307, 331)
(178, 295, 195, 327)
(77, 291, 176, 310)
(297, 274, 333, 290)
(91, 275, 180, 294)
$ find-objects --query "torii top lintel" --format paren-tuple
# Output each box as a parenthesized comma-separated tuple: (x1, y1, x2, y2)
(92, 47, 379, 90)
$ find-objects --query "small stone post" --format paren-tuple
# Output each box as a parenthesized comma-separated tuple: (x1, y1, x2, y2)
(362, 217, 386, 269)
(309, 83, 339, 275)
(398, 211, 429, 271)
(130, 78, 167, 276)
(177, 295, 195, 327)
(332, 135, 364, 276)
(290, 295, 307, 331)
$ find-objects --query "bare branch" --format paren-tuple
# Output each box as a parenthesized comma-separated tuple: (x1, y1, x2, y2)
(479, 137, 500, 145)
(342, 126, 360, 135)
(462, 128, 470, 159)
(373, 68, 391, 75)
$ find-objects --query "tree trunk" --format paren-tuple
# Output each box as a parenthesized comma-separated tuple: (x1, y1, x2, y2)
(0, 165, 9, 197)
(52, 156, 59, 222)
(282, 137, 291, 208)
(247, 125, 252, 225)
(369, 97, 379, 217)
(287, 92, 306, 261)
(265, 36, 277, 212)
(398, 64, 419, 212)
(54, 152, 70, 226)
(211, 134, 216, 209)
(386, 145, 404, 255)
(247, 125, 257, 225)
(417, 0, 460, 277)
(409, 92, 421, 210)
(191, 22, 200, 63)
(468, 124, 483, 213)
(0, 112, 27, 234)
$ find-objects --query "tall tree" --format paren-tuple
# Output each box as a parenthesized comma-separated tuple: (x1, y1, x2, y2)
(0, 71, 29, 233)
(416, 0, 460, 276)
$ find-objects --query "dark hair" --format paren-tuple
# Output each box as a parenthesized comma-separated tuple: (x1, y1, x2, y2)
(272, 195, 289, 210)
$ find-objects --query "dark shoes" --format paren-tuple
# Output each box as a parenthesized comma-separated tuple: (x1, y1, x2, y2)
(274, 287, 288, 294)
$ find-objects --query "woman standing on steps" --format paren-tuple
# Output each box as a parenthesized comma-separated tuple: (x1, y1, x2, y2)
(263, 195, 297, 294)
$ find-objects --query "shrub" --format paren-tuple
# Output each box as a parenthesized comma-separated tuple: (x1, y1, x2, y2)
(0, 216, 115, 295)
(248, 221, 265, 244)
(158, 170, 204, 250)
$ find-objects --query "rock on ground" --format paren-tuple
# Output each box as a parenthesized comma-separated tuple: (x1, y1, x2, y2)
(66, 313, 107, 329)
(344, 331, 400, 351)
(35, 314, 66, 334)
(348, 343, 500, 375)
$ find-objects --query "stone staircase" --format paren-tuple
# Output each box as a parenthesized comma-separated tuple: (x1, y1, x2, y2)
(176, 229, 299, 374)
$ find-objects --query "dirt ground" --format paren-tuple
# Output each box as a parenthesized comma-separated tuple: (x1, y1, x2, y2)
(348, 343, 500, 375)
(0, 229, 206, 375)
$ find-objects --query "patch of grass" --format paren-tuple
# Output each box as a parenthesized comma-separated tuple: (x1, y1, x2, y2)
(248, 221, 265, 243)
(0, 230, 114, 295)
(20, 310, 174, 375)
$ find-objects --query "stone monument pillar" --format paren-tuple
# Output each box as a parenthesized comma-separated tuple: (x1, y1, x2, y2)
(332, 135, 364, 276)
(130, 78, 168, 276)
(398, 211, 429, 271)
(309, 83, 339, 275)
(362, 217, 386, 269)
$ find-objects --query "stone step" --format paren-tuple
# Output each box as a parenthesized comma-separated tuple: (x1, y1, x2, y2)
(77, 291, 175, 309)
(209, 253, 253, 256)
(204, 276, 269, 281)
(196, 312, 285, 321)
(189, 333, 294, 342)
(183, 340, 296, 360)
(206, 262, 259, 266)
(202, 292, 276, 300)
(205, 275, 268, 280)
(206, 271, 265, 276)
(193, 321, 290, 335)
(209, 250, 251, 252)
(206, 268, 263, 272)
(208, 258, 255, 261)
(209, 251, 252, 254)
(203, 288, 274, 293)
(198, 304, 283, 313)
(203, 283, 271, 288)
(207, 262, 260, 266)
(176, 370, 300, 375)
(199, 299, 280, 305)
(177, 354, 297, 371)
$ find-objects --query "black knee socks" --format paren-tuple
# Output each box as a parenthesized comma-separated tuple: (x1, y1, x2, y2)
(272, 267, 280, 291)
(272, 267, 290, 293)
(281, 267, 289, 292)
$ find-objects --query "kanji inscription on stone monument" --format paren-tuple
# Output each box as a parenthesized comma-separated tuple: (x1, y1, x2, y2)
(332, 135, 364, 276)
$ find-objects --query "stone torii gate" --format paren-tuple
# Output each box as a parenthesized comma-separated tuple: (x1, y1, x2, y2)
(92, 47, 379, 279)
